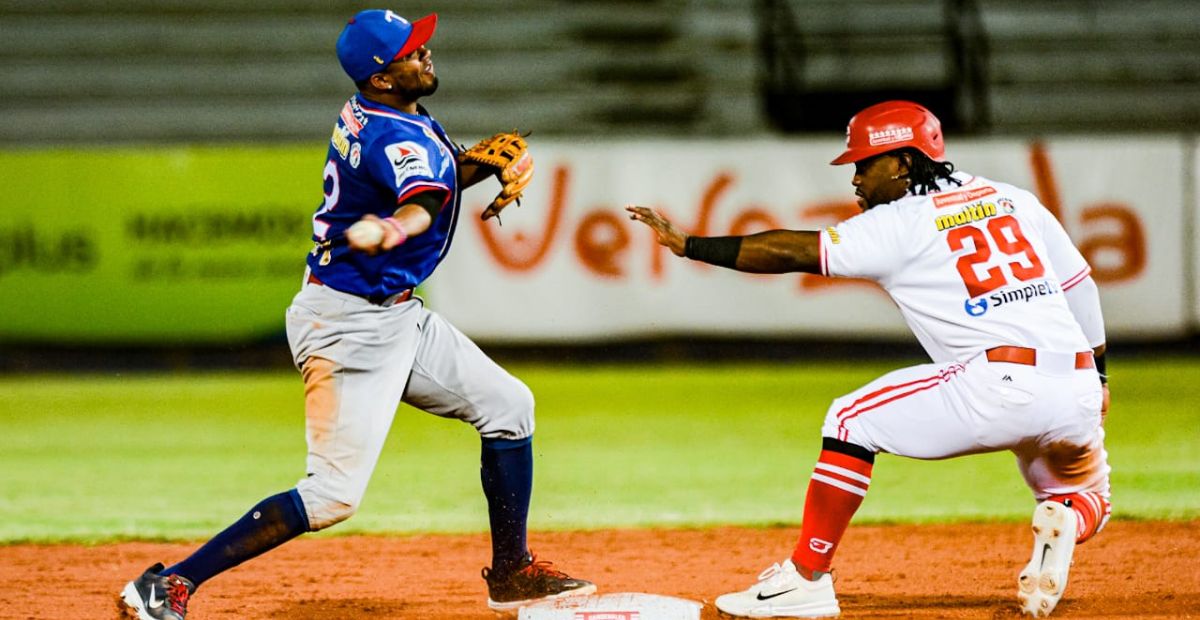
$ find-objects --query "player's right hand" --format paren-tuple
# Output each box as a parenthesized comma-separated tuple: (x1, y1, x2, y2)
(1101, 384, 1109, 426)
(346, 214, 408, 255)
(625, 205, 687, 257)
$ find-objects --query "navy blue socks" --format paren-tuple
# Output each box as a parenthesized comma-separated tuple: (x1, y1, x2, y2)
(163, 488, 309, 588)
(160, 441, 532, 586)
(481, 436, 533, 575)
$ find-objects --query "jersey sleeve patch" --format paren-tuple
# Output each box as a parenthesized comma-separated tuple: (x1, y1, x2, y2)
(821, 207, 908, 282)
(339, 100, 365, 137)
(819, 227, 834, 276)
(384, 142, 434, 187)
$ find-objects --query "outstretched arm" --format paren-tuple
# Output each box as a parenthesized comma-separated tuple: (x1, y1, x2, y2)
(625, 205, 822, 274)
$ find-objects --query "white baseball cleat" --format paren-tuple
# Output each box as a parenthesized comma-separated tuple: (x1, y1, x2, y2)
(714, 559, 839, 618)
(1018, 500, 1078, 617)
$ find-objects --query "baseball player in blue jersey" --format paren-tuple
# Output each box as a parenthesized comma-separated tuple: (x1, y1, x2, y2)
(118, 10, 594, 619)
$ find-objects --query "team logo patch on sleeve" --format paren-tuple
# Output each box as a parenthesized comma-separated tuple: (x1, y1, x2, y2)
(384, 142, 434, 185)
(339, 100, 365, 136)
(331, 125, 351, 159)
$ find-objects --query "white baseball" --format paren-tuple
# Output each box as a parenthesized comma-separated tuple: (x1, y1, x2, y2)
(346, 219, 385, 249)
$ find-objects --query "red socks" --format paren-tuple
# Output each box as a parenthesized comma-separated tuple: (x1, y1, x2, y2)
(1050, 491, 1111, 544)
(787, 450, 1108, 579)
(791, 449, 873, 578)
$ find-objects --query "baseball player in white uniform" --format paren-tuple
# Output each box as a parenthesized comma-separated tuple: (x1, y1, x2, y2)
(627, 100, 1111, 618)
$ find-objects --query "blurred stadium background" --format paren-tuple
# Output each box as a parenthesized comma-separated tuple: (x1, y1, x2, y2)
(1, 0, 1197, 366)
(4, 0, 1200, 143)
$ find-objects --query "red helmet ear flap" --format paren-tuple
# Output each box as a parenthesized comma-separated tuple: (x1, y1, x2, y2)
(831, 101, 945, 165)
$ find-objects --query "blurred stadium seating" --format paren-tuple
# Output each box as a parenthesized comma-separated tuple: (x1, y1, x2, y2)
(1, 0, 1196, 144)
(758, 0, 1200, 132)
(0, 0, 759, 143)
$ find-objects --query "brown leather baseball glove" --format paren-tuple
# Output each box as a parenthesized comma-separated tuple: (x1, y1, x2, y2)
(459, 131, 533, 221)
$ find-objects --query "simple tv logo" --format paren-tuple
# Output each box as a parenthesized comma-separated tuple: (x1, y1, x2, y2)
(964, 298, 989, 316)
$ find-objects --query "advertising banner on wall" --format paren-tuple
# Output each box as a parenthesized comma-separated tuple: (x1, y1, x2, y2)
(0, 147, 320, 343)
(432, 137, 1190, 341)
(1193, 138, 1200, 326)
(0, 138, 1190, 343)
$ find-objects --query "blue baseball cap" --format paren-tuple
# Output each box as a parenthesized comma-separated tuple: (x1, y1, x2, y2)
(336, 10, 438, 82)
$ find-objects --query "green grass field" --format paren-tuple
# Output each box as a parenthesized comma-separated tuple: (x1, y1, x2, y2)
(0, 358, 1197, 543)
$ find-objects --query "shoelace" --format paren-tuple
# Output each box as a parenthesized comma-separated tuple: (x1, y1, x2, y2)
(756, 562, 796, 589)
(166, 576, 190, 615)
(520, 555, 569, 579)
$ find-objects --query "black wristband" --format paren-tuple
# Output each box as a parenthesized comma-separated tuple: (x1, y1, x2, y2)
(1095, 351, 1107, 384)
(684, 236, 742, 269)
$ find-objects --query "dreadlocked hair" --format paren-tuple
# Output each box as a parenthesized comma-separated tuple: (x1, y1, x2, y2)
(899, 148, 960, 196)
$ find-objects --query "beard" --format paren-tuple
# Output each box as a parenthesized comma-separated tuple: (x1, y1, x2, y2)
(398, 75, 439, 100)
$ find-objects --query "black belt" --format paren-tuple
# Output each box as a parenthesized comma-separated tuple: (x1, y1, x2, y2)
(307, 273, 412, 306)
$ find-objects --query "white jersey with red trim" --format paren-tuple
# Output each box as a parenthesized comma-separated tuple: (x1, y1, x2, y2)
(818, 171, 1092, 363)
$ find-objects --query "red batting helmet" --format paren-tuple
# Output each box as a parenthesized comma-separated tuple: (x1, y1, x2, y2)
(830, 100, 946, 165)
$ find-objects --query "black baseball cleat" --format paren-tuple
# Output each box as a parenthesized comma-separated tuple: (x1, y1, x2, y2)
(117, 562, 195, 620)
(482, 551, 597, 611)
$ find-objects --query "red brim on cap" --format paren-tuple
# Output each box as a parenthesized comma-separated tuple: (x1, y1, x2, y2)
(831, 146, 947, 165)
(830, 147, 879, 165)
(393, 13, 437, 60)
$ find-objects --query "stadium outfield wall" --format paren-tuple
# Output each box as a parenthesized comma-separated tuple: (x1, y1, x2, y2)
(1, 137, 1195, 344)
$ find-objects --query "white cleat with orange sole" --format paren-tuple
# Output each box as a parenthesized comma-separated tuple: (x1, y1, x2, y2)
(1018, 500, 1078, 617)
(715, 559, 839, 618)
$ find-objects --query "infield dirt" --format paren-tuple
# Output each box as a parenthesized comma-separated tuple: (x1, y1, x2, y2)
(2, 520, 1195, 619)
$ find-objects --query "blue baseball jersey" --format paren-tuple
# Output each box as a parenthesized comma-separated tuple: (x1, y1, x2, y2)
(307, 94, 461, 297)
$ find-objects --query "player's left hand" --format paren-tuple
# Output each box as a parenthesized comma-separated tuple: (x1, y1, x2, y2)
(459, 131, 533, 222)
(626, 205, 687, 256)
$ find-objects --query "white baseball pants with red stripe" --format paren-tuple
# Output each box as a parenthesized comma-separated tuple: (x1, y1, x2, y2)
(821, 350, 1110, 500)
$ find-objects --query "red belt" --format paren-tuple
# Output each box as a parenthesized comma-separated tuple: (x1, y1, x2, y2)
(985, 346, 1095, 370)
(307, 273, 412, 306)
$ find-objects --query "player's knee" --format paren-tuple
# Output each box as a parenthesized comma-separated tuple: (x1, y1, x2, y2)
(502, 377, 535, 417)
(821, 398, 867, 449)
(310, 500, 358, 531)
(475, 377, 535, 438)
(295, 482, 362, 531)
